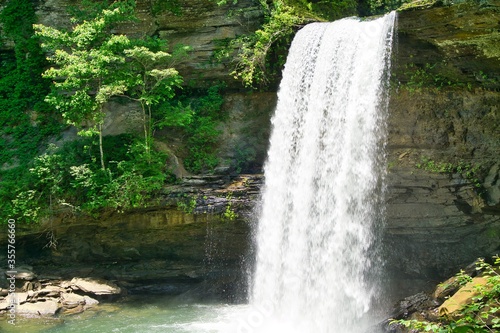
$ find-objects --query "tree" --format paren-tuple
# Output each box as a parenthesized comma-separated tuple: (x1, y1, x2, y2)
(34, 1, 189, 169)
(121, 39, 187, 161)
(34, 3, 135, 170)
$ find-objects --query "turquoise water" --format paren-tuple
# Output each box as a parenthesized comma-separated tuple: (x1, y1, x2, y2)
(0, 297, 254, 333)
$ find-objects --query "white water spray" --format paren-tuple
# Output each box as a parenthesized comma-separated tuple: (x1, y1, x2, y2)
(250, 12, 396, 333)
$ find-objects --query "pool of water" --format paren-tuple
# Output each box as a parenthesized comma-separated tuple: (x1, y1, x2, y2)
(0, 295, 386, 333)
(0, 296, 259, 333)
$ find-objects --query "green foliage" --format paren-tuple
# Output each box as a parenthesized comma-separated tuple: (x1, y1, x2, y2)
(0, 0, 194, 223)
(391, 257, 500, 333)
(3, 136, 169, 223)
(121, 37, 187, 160)
(183, 85, 226, 173)
(234, 145, 257, 173)
(158, 84, 226, 174)
(150, 0, 182, 16)
(397, 0, 439, 11)
(34, 1, 189, 170)
(307, 0, 358, 20)
(176, 194, 197, 214)
(401, 62, 472, 92)
(367, 0, 410, 15)
(0, 0, 61, 221)
(221, 193, 238, 221)
(34, 3, 140, 169)
(215, 0, 308, 88)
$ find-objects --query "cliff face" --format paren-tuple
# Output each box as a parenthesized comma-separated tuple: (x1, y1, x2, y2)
(34, 0, 263, 89)
(383, 0, 500, 292)
(1, 0, 499, 300)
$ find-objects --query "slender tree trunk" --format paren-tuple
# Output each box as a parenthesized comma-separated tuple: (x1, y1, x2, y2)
(141, 102, 151, 164)
(142, 103, 148, 149)
(99, 123, 105, 170)
(147, 104, 152, 161)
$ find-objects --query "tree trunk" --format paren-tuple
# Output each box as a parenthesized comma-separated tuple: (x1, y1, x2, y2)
(99, 123, 105, 170)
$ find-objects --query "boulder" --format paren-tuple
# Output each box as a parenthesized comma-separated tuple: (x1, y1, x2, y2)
(392, 292, 436, 318)
(60, 292, 87, 309)
(71, 277, 121, 296)
(17, 299, 61, 317)
(438, 276, 489, 316)
(432, 276, 459, 301)
(82, 295, 99, 308)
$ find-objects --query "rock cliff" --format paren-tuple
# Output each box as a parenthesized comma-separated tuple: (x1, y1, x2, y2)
(383, 0, 500, 297)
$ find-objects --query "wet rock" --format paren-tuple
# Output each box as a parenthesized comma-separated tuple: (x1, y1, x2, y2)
(432, 275, 459, 301)
(5, 266, 36, 281)
(62, 304, 85, 315)
(391, 292, 437, 319)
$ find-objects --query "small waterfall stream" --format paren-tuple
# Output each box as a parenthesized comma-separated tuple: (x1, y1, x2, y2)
(250, 12, 396, 333)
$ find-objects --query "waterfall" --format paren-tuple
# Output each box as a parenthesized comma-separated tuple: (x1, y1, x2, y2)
(250, 12, 396, 333)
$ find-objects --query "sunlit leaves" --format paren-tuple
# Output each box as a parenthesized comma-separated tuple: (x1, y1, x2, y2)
(34, 8, 132, 128)
(225, 0, 305, 88)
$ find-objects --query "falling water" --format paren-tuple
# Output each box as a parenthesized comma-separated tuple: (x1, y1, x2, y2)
(250, 12, 396, 333)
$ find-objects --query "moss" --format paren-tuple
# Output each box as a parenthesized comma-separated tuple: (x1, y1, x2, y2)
(437, 32, 500, 60)
(397, 0, 440, 11)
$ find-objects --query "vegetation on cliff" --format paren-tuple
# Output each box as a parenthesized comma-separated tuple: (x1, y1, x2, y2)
(1, 0, 497, 224)
(214, 0, 410, 88)
(0, 0, 226, 223)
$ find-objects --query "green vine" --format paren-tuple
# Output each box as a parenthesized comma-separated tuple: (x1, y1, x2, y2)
(177, 194, 197, 214)
(0, 0, 62, 221)
(0, 0, 60, 165)
(416, 157, 483, 189)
